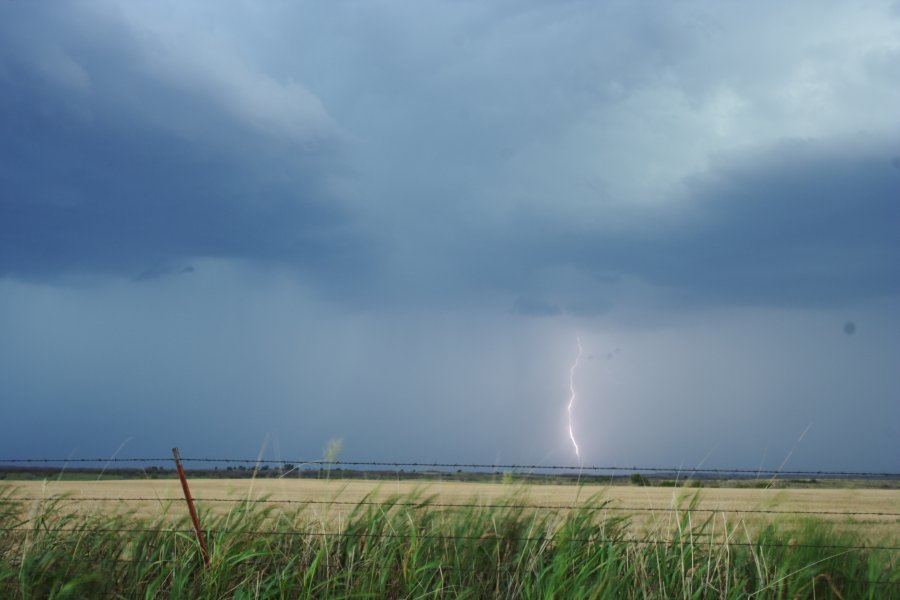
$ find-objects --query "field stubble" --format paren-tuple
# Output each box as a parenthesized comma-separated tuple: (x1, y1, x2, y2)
(7, 478, 899, 541)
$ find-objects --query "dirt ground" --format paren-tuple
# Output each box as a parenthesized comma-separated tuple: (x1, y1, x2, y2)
(5, 478, 898, 541)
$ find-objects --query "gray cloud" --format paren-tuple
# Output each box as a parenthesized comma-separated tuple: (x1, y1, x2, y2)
(0, 273, 896, 471)
(2, 1, 898, 314)
(511, 296, 563, 317)
(446, 136, 900, 315)
(0, 2, 371, 289)
(657, 139, 900, 305)
(1, 1, 898, 469)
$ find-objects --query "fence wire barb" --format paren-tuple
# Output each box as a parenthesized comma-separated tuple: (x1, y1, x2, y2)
(1, 526, 898, 551)
(1, 456, 898, 478)
(4, 496, 899, 518)
(0, 559, 895, 587)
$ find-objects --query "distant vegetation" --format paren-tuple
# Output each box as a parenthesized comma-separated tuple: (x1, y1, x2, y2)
(1, 486, 896, 598)
(1, 467, 897, 489)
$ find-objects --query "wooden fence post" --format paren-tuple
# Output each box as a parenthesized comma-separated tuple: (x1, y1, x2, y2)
(172, 447, 210, 567)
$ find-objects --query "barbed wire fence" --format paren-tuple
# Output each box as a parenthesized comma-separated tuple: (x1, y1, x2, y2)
(3, 456, 899, 478)
(4, 496, 899, 518)
(1, 454, 898, 588)
(1, 456, 898, 520)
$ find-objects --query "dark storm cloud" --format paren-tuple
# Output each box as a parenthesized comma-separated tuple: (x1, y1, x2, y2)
(0, 2, 373, 286)
(511, 296, 562, 317)
(628, 139, 900, 307)
(461, 136, 900, 313)
(656, 139, 900, 305)
(0, 110, 352, 276)
(0, 1, 898, 471)
(1, 0, 898, 313)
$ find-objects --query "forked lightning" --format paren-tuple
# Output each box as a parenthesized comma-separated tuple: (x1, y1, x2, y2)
(567, 335, 583, 461)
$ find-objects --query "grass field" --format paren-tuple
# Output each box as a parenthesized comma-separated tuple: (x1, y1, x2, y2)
(2, 478, 898, 598)
(5, 478, 899, 538)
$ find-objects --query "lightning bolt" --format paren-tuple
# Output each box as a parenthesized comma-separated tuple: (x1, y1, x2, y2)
(567, 334, 583, 461)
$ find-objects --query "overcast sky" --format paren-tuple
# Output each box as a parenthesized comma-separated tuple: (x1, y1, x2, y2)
(1, 1, 898, 472)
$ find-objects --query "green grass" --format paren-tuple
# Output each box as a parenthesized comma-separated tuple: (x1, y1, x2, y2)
(0, 486, 896, 599)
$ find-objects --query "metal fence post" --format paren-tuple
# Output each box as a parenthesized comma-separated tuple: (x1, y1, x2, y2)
(172, 447, 210, 567)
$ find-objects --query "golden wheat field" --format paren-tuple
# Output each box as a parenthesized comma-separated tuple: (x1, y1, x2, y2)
(6, 479, 898, 543)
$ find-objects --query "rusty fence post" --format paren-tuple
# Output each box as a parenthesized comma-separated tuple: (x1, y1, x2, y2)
(172, 447, 211, 567)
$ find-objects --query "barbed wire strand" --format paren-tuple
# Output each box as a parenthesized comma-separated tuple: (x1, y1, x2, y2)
(0, 557, 896, 587)
(0, 523, 752, 541)
(3, 496, 899, 518)
(2, 526, 898, 551)
(1, 457, 898, 478)
(0, 560, 895, 587)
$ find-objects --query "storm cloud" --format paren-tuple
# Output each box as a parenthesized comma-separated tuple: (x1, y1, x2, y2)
(1, 1, 898, 470)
